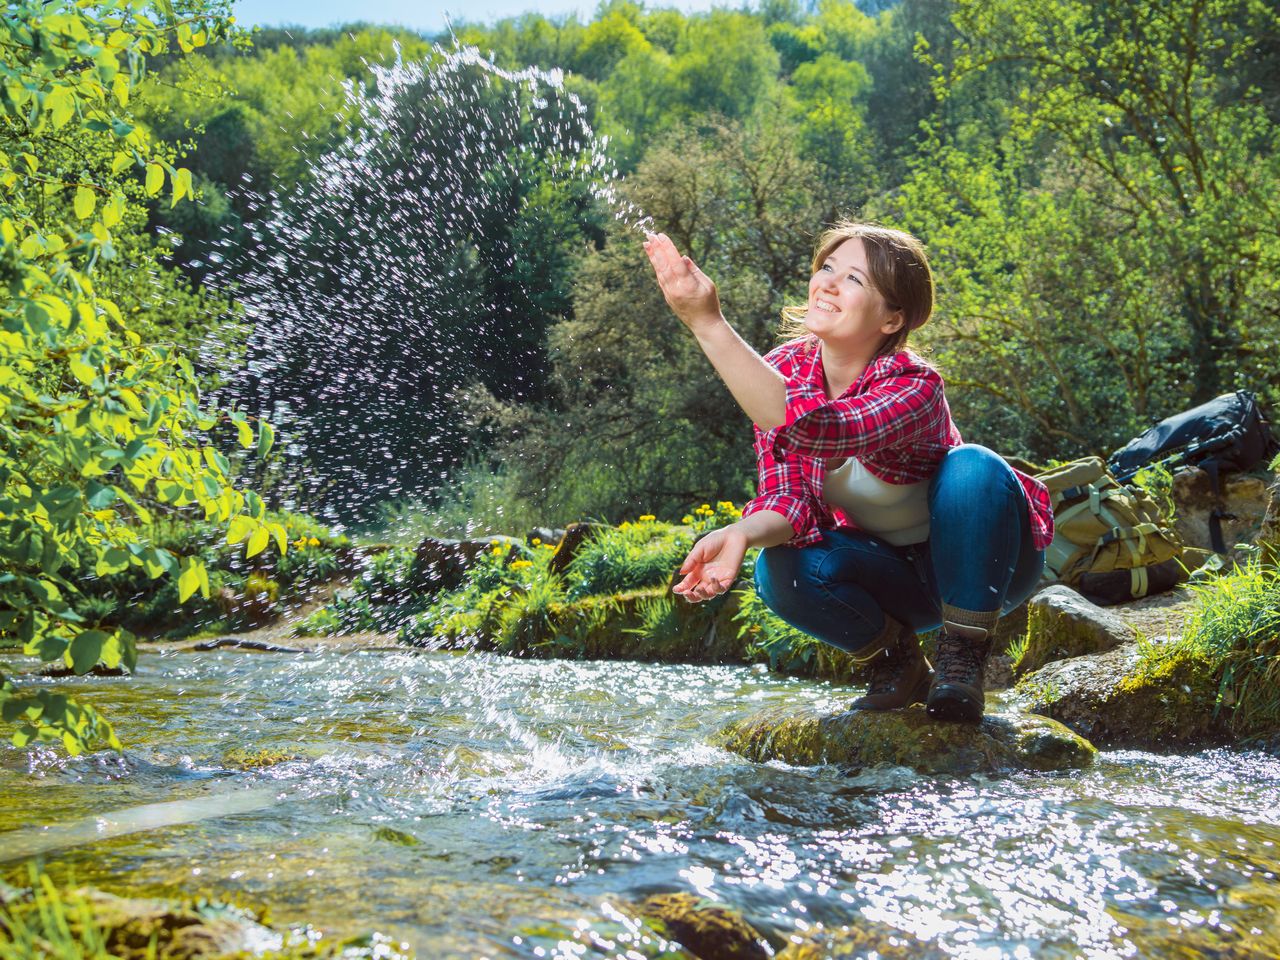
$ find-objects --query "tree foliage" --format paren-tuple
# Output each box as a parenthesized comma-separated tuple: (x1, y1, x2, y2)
(890, 0, 1280, 459)
(0, 0, 281, 753)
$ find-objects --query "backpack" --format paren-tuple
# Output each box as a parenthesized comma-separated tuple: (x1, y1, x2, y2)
(1107, 391, 1280, 553)
(1037, 457, 1184, 604)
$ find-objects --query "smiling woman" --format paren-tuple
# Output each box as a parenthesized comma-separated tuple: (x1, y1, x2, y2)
(643, 220, 1055, 724)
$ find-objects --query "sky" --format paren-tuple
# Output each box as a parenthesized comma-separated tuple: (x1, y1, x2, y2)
(232, 0, 737, 36)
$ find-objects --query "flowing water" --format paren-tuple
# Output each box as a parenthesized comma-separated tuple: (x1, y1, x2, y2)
(4, 648, 1280, 958)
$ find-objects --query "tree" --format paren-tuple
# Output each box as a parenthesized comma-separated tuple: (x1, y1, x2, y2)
(940, 0, 1280, 406)
(1, 0, 283, 753)
(888, 0, 1280, 458)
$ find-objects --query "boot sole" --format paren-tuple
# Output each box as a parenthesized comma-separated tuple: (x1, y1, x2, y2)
(925, 684, 984, 723)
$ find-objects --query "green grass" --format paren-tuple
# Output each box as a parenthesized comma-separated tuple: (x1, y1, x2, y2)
(1132, 560, 1280, 736)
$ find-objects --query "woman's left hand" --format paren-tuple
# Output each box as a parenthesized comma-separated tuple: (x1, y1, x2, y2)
(643, 232, 723, 335)
(673, 525, 746, 603)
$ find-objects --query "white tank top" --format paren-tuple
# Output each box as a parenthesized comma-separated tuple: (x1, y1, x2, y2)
(822, 458, 931, 546)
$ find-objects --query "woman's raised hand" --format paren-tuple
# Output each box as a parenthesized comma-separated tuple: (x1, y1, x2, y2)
(643, 232, 724, 335)
(672, 525, 747, 603)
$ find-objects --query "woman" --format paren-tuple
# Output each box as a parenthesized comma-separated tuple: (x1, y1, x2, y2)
(642, 221, 1053, 723)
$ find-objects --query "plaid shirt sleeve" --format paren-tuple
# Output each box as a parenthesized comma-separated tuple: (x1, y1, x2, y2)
(771, 359, 947, 461)
(740, 341, 815, 539)
(740, 420, 814, 539)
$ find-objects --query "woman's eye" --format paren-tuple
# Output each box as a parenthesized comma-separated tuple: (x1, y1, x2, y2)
(848, 275, 862, 285)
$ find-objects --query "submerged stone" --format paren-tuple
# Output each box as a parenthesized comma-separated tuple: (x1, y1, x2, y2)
(714, 704, 1095, 775)
(637, 892, 771, 960)
(777, 919, 950, 959)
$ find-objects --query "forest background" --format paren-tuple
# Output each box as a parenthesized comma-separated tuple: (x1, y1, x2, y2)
(135, 0, 1280, 531)
(2, 0, 1278, 748)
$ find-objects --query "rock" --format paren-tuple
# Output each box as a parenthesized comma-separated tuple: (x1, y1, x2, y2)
(1016, 585, 1135, 677)
(985, 653, 1014, 691)
(779, 921, 950, 959)
(714, 704, 1095, 775)
(547, 522, 609, 576)
(526, 526, 565, 547)
(991, 597, 1030, 654)
(79, 889, 280, 959)
(37, 663, 130, 678)
(1008, 640, 1228, 750)
(193, 638, 304, 653)
(1172, 466, 1273, 560)
(638, 892, 771, 960)
(507, 585, 751, 664)
(408, 535, 519, 593)
(1259, 476, 1280, 566)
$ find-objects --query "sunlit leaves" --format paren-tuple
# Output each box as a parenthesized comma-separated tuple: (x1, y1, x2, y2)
(0, 0, 276, 755)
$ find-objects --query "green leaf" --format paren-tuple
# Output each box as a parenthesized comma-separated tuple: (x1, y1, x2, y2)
(69, 630, 108, 675)
(177, 562, 200, 603)
(171, 167, 193, 208)
(256, 421, 275, 459)
(235, 419, 254, 448)
(246, 526, 270, 559)
(226, 515, 254, 545)
(145, 162, 164, 197)
(74, 185, 95, 219)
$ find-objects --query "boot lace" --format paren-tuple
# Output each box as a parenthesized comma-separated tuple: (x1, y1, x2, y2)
(865, 646, 906, 695)
(934, 633, 986, 686)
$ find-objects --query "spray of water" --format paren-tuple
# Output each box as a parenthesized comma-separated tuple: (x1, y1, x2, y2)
(205, 41, 654, 525)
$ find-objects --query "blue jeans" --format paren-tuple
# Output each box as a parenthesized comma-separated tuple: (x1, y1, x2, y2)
(753, 444, 1044, 654)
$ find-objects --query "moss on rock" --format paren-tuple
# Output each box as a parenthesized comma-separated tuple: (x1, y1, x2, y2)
(637, 892, 771, 960)
(1009, 641, 1228, 750)
(713, 704, 1095, 775)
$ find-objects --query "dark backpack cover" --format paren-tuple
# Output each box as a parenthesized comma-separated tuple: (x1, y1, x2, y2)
(1107, 391, 1279, 553)
(1108, 391, 1279, 483)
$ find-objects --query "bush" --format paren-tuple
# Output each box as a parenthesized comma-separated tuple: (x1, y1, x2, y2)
(563, 517, 692, 600)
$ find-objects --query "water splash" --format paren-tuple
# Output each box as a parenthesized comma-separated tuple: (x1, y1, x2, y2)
(205, 42, 653, 523)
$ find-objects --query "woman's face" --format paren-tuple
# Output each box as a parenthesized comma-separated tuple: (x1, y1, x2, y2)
(803, 237, 904, 351)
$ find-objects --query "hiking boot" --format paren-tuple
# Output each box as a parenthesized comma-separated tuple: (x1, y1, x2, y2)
(849, 624, 934, 711)
(926, 632, 992, 723)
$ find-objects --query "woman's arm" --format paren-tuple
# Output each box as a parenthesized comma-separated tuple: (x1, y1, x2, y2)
(644, 232, 786, 430)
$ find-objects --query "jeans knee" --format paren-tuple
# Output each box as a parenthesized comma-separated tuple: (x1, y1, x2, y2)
(754, 545, 822, 623)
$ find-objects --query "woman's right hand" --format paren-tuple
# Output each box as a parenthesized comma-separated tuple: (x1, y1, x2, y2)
(673, 525, 747, 603)
(643, 232, 724, 336)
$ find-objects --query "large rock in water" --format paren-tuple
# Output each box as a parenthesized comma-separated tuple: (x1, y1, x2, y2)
(1015, 585, 1136, 677)
(1008, 641, 1229, 750)
(714, 705, 1095, 775)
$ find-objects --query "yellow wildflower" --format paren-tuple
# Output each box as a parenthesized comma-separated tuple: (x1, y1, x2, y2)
(532, 538, 542, 546)
(681, 515, 693, 524)
(638, 514, 656, 522)
(511, 559, 532, 569)
(307, 536, 320, 547)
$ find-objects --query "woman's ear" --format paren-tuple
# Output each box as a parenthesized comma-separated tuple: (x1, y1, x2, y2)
(881, 310, 906, 336)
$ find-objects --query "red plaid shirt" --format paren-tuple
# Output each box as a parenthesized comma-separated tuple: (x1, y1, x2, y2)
(741, 339, 1054, 550)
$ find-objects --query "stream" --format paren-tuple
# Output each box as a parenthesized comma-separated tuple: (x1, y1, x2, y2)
(3, 648, 1280, 958)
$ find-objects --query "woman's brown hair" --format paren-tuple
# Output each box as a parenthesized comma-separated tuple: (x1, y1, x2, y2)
(780, 220, 934, 358)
